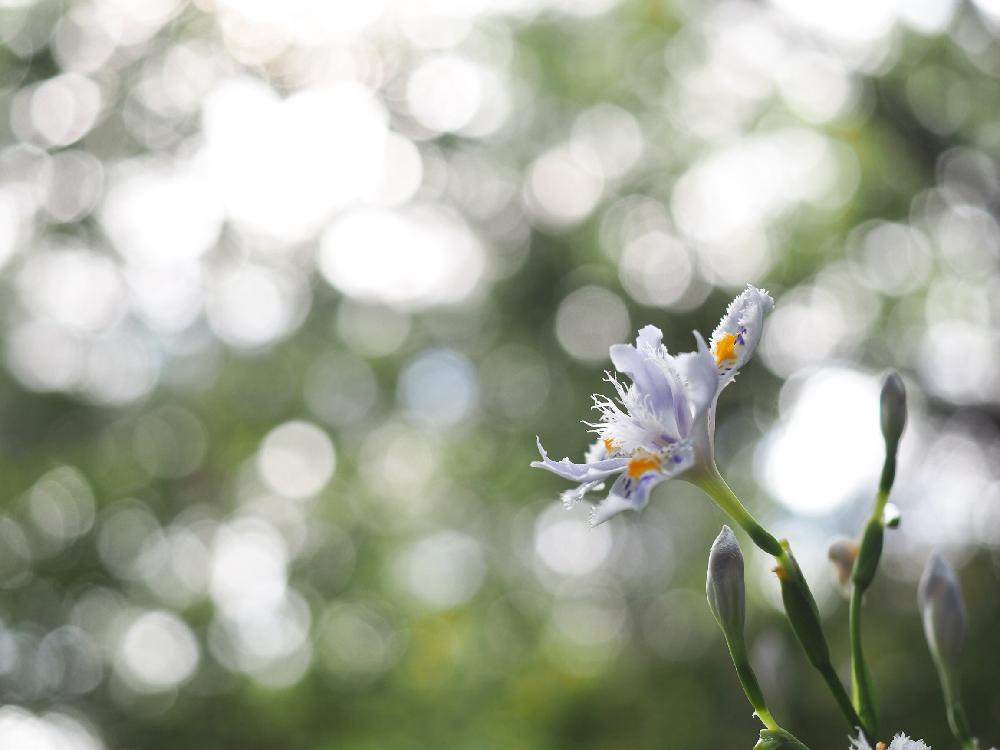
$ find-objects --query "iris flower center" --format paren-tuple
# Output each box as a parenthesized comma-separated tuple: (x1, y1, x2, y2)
(627, 452, 661, 478)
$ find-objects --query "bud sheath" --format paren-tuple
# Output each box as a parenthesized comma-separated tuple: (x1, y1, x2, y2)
(754, 729, 811, 750)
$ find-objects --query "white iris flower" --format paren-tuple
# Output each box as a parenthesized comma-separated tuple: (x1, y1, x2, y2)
(849, 731, 931, 750)
(532, 285, 773, 525)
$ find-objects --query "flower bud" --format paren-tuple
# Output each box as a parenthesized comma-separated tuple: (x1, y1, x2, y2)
(880, 371, 907, 452)
(707, 525, 745, 639)
(918, 552, 966, 669)
(852, 520, 884, 590)
(775, 547, 830, 668)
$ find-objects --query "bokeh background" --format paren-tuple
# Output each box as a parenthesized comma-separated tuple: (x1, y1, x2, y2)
(0, 0, 999, 747)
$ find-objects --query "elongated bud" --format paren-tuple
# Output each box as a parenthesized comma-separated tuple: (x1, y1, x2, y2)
(707, 525, 745, 639)
(918, 553, 980, 748)
(918, 553, 966, 669)
(877, 372, 906, 497)
(775, 547, 830, 667)
(707, 527, 786, 737)
(852, 521, 884, 590)
(754, 729, 810, 750)
(880, 371, 907, 453)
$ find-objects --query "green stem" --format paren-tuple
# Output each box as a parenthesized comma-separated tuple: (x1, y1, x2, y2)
(694, 465, 867, 737)
(849, 585, 877, 734)
(872, 488, 889, 519)
(720, 625, 809, 747)
(878, 449, 896, 497)
(755, 707, 780, 733)
(939, 665, 979, 750)
(725, 634, 780, 732)
(818, 661, 865, 736)
(692, 466, 782, 557)
(734, 659, 780, 732)
(847, 487, 889, 738)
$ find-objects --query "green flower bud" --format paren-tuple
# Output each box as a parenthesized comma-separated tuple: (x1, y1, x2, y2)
(852, 520, 884, 590)
(918, 552, 966, 669)
(707, 525, 745, 639)
(775, 547, 830, 668)
(879, 371, 907, 452)
(754, 728, 810, 750)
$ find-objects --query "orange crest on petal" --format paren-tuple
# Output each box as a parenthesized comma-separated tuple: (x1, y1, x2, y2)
(714, 333, 739, 366)
(627, 453, 661, 478)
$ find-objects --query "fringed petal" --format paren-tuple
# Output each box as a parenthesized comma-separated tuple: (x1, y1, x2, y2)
(530, 436, 628, 482)
(709, 284, 773, 386)
(887, 734, 931, 750)
(608, 327, 681, 435)
(561, 479, 604, 509)
(847, 730, 932, 750)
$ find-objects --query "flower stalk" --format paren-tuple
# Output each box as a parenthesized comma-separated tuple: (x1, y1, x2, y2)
(848, 517, 882, 738)
(938, 669, 977, 750)
(848, 372, 907, 738)
(691, 465, 781, 557)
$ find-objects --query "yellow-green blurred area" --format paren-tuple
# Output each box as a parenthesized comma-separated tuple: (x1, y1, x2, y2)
(0, 0, 999, 747)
